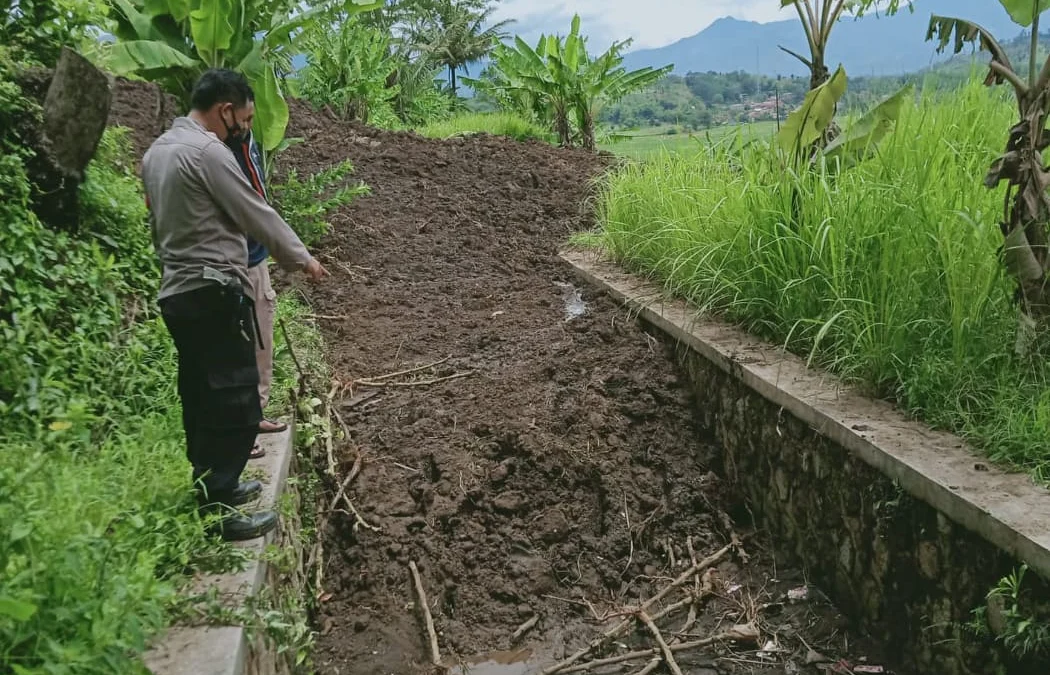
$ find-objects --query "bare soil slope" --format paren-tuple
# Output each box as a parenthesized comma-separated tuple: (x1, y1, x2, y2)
(279, 101, 896, 675)
(107, 84, 897, 674)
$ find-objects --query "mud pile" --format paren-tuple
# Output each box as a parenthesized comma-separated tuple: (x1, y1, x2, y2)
(280, 100, 895, 675)
(106, 83, 897, 674)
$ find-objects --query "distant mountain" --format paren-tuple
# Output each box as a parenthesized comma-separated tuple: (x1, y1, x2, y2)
(621, 0, 1024, 77)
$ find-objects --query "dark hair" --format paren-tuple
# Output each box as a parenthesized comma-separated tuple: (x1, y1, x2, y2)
(190, 69, 254, 111)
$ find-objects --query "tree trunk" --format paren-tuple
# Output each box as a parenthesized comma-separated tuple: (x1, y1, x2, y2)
(554, 106, 572, 147)
(809, 56, 839, 148)
(449, 64, 457, 97)
(991, 92, 1050, 352)
(581, 109, 596, 152)
(809, 57, 830, 90)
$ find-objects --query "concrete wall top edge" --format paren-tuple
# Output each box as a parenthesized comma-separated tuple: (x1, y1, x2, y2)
(561, 249, 1050, 581)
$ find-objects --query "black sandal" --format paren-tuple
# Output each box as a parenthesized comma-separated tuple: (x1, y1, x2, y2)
(258, 418, 288, 434)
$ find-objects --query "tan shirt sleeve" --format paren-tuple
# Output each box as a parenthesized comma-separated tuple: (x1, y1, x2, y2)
(198, 140, 314, 272)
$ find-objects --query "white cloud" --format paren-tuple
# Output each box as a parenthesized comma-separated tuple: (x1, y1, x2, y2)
(492, 0, 788, 50)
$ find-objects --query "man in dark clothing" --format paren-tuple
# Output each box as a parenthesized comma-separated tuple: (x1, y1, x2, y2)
(142, 69, 328, 541)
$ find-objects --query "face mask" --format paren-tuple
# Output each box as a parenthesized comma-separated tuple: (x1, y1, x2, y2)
(222, 107, 246, 146)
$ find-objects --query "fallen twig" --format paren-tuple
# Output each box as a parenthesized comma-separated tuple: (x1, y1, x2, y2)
(542, 544, 732, 675)
(560, 632, 743, 674)
(307, 314, 351, 321)
(512, 615, 539, 642)
(409, 561, 442, 666)
(356, 371, 475, 388)
(621, 491, 634, 578)
(639, 611, 683, 675)
(338, 494, 380, 532)
(363, 356, 451, 382)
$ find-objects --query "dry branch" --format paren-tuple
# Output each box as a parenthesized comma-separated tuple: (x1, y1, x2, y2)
(542, 543, 732, 675)
(512, 615, 539, 642)
(621, 491, 634, 578)
(560, 632, 743, 674)
(410, 561, 442, 665)
(363, 356, 451, 382)
(307, 314, 351, 321)
(356, 371, 475, 388)
(638, 611, 683, 675)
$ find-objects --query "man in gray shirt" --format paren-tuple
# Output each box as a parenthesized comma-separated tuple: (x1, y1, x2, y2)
(143, 69, 328, 541)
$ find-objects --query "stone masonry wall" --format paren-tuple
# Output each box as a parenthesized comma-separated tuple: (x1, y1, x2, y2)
(675, 343, 1050, 675)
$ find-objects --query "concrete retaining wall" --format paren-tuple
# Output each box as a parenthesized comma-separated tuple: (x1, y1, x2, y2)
(563, 250, 1050, 675)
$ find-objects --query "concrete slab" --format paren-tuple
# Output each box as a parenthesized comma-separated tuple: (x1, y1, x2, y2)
(561, 248, 1050, 581)
(144, 423, 295, 675)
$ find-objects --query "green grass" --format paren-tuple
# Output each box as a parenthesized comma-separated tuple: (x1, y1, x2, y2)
(417, 112, 553, 143)
(598, 80, 1050, 479)
(600, 121, 778, 159)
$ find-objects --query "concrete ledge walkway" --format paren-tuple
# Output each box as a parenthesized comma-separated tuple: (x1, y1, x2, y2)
(144, 424, 295, 675)
(562, 248, 1050, 581)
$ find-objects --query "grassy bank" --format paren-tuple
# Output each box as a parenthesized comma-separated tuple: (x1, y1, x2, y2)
(0, 55, 335, 668)
(417, 111, 552, 142)
(598, 80, 1050, 479)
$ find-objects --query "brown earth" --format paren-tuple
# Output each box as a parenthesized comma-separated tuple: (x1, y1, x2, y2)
(106, 82, 899, 675)
(106, 77, 179, 162)
(277, 101, 900, 675)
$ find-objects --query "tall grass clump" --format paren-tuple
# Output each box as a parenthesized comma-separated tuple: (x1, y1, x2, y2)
(599, 80, 1050, 478)
(417, 111, 553, 143)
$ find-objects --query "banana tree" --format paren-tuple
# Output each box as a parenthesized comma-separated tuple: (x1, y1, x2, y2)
(552, 17, 671, 151)
(779, 0, 904, 90)
(777, 64, 911, 166)
(927, 2, 1050, 336)
(103, 0, 383, 151)
(467, 15, 671, 150)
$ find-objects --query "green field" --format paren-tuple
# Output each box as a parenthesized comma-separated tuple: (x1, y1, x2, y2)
(600, 121, 779, 158)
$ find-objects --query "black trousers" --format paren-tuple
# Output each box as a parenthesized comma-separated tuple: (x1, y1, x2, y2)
(160, 284, 262, 506)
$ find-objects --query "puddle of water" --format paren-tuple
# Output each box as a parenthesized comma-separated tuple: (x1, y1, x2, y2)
(445, 648, 537, 675)
(554, 281, 588, 320)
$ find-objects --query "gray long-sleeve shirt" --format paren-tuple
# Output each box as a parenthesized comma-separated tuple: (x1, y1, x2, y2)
(142, 117, 313, 300)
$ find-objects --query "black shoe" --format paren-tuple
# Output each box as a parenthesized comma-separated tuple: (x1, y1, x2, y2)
(214, 509, 279, 542)
(197, 480, 262, 507)
(229, 480, 262, 506)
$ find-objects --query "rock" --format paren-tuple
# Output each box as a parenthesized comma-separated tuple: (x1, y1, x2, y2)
(20, 48, 112, 231)
(492, 490, 529, 514)
(44, 48, 111, 180)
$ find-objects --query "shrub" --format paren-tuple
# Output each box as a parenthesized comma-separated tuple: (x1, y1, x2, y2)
(272, 160, 370, 247)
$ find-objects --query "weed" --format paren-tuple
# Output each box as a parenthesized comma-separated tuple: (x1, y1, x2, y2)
(969, 565, 1050, 659)
(272, 161, 370, 248)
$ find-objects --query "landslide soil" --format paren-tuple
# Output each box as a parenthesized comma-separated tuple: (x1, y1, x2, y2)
(107, 82, 897, 675)
(279, 101, 898, 675)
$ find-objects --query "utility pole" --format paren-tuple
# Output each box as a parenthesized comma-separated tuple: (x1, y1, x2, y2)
(775, 74, 781, 132)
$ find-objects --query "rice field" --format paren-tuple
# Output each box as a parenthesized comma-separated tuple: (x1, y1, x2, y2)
(597, 80, 1050, 479)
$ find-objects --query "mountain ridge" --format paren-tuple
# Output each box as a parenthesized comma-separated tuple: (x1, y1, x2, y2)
(621, 1, 1025, 77)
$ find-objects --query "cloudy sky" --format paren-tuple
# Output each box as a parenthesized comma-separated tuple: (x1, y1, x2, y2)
(491, 0, 790, 51)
